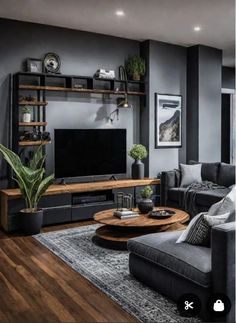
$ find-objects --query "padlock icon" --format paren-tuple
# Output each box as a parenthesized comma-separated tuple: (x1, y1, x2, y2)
(213, 299, 224, 312)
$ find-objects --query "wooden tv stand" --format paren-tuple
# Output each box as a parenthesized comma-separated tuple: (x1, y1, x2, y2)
(1, 178, 160, 232)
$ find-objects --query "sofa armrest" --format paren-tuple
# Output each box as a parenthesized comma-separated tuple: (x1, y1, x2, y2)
(160, 170, 180, 206)
(211, 222, 235, 323)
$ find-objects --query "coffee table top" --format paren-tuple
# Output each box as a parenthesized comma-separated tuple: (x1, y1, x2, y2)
(94, 207, 189, 228)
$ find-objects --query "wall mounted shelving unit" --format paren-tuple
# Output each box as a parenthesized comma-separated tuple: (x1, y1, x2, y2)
(12, 71, 145, 152)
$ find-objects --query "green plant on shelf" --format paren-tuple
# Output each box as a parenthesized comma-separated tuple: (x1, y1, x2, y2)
(128, 144, 148, 161)
(140, 185, 153, 199)
(22, 106, 32, 114)
(125, 55, 146, 81)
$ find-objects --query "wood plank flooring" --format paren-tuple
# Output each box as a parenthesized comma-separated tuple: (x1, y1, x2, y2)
(0, 221, 138, 323)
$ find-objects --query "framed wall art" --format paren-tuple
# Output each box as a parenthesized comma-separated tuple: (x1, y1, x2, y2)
(27, 58, 43, 73)
(155, 93, 182, 148)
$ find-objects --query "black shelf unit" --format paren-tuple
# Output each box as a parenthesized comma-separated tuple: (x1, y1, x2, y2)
(12, 71, 145, 154)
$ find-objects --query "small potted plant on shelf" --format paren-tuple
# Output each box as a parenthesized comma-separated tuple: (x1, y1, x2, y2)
(0, 144, 54, 235)
(22, 106, 32, 123)
(128, 144, 148, 179)
(138, 185, 154, 214)
(125, 55, 146, 81)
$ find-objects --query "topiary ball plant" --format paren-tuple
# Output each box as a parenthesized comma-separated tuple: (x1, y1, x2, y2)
(128, 144, 148, 161)
(140, 185, 153, 199)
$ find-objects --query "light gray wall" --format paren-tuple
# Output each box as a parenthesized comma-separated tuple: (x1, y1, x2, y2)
(141, 40, 187, 176)
(0, 18, 140, 186)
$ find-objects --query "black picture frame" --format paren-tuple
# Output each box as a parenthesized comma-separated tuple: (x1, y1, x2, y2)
(26, 58, 43, 73)
(155, 93, 182, 148)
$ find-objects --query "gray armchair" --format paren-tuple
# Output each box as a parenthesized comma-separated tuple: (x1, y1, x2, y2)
(128, 222, 235, 322)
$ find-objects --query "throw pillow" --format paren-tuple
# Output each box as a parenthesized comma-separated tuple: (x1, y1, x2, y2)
(180, 163, 202, 187)
(207, 185, 235, 222)
(176, 212, 230, 246)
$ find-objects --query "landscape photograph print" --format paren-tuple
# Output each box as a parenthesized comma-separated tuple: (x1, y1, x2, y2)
(155, 93, 182, 148)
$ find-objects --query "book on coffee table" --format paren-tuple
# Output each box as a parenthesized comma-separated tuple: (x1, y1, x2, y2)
(113, 210, 140, 219)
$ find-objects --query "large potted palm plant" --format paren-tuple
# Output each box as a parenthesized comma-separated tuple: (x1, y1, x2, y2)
(0, 144, 54, 235)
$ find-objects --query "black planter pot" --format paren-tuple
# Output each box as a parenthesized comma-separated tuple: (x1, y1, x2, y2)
(20, 209, 43, 235)
(138, 199, 154, 214)
(131, 159, 144, 179)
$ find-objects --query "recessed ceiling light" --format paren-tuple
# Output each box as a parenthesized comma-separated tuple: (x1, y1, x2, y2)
(116, 10, 125, 16)
(193, 26, 201, 32)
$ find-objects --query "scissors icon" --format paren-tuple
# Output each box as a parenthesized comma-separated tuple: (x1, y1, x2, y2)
(185, 301, 194, 310)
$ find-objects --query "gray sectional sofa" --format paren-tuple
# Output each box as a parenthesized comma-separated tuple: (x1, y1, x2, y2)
(128, 162, 235, 322)
(160, 162, 235, 213)
(128, 222, 235, 322)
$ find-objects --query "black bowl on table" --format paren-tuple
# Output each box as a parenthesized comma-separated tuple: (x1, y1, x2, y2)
(148, 209, 175, 219)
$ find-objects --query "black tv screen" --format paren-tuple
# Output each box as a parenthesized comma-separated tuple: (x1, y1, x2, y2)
(54, 129, 127, 178)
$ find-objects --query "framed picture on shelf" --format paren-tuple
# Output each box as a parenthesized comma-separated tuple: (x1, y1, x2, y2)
(155, 93, 182, 148)
(26, 58, 43, 73)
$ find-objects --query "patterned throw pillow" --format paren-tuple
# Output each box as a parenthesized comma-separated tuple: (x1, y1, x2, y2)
(176, 212, 230, 246)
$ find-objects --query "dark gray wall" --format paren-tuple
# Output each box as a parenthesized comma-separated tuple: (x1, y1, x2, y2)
(141, 40, 187, 176)
(222, 66, 235, 89)
(198, 46, 222, 161)
(0, 18, 140, 186)
(187, 45, 222, 162)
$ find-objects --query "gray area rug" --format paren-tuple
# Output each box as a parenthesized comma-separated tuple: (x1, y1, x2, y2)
(34, 224, 201, 323)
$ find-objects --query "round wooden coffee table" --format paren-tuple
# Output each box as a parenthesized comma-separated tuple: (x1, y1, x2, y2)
(93, 207, 189, 248)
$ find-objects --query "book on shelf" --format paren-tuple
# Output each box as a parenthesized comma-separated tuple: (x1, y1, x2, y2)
(113, 209, 140, 219)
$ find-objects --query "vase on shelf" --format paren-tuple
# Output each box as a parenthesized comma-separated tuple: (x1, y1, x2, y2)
(22, 113, 31, 123)
(131, 159, 144, 179)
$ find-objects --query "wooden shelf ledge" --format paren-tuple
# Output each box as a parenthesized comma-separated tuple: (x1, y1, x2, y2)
(1, 178, 160, 199)
(19, 85, 145, 96)
(18, 140, 51, 146)
(19, 122, 48, 126)
(18, 101, 48, 106)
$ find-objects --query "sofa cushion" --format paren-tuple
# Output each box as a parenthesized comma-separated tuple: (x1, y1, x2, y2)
(218, 163, 235, 187)
(195, 188, 231, 206)
(127, 231, 211, 287)
(168, 187, 186, 202)
(189, 161, 220, 183)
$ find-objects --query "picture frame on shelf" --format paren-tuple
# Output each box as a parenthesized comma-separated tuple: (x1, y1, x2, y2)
(155, 93, 182, 148)
(26, 58, 43, 73)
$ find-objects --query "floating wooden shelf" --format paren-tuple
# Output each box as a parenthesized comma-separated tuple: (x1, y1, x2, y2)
(18, 140, 51, 146)
(19, 85, 145, 96)
(18, 100, 48, 106)
(19, 122, 48, 126)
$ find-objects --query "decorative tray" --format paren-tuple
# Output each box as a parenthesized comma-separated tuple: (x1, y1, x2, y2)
(148, 209, 176, 219)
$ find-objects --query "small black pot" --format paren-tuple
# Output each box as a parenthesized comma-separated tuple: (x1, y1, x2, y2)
(138, 198, 154, 214)
(20, 209, 43, 235)
(132, 159, 144, 179)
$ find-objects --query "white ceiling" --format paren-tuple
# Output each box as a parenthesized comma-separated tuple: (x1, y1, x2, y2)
(0, 0, 235, 66)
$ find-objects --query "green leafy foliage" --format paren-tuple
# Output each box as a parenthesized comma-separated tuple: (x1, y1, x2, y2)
(125, 55, 146, 77)
(140, 185, 153, 199)
(128, 144, 148, 160)
(22, 106, 32, 114)
(0, 144, 54, 211)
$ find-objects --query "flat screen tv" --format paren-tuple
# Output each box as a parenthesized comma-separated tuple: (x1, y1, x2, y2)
(54, 129, 127, 179)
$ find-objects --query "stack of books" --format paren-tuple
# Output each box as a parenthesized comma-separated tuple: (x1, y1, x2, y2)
(95, 69, 115, 79)
(113, 210, 140, 219)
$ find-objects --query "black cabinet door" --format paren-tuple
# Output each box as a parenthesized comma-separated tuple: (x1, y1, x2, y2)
(43, 206, 71, 226)
(71, 201, 116, 221)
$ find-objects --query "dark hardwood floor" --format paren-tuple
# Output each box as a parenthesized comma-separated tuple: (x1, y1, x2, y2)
(0, 221, 138, 323)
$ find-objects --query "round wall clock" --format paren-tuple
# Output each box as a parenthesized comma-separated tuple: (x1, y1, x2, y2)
(43, 53, 61, 73)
